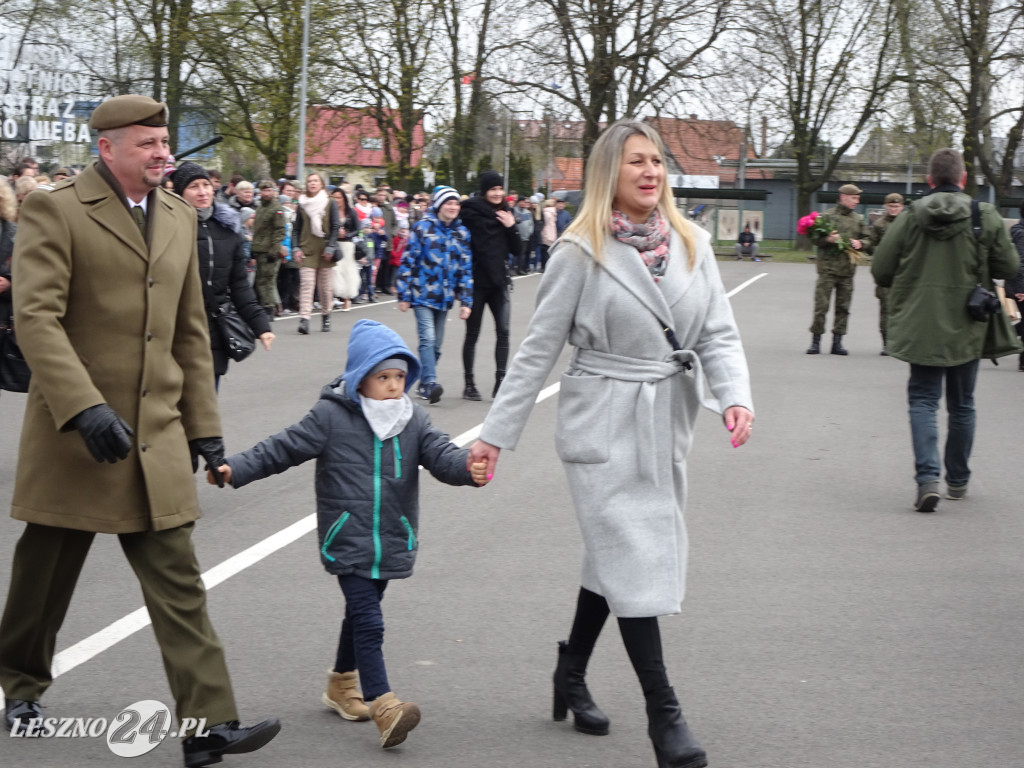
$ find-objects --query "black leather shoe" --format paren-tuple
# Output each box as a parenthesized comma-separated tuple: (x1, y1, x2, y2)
(182, 719, 281, 768)
(4, 699, 42, 735)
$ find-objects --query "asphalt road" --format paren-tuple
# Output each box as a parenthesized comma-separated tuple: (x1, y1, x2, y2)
(0, 261, 1021, 768)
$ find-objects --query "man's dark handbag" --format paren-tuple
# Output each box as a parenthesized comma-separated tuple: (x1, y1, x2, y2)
(0, 315, 31, 392)
(212, 302, 256, 362)
(968, 200, 1023, 359)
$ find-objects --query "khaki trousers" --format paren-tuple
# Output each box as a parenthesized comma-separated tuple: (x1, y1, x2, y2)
(0, 522, 238, 728)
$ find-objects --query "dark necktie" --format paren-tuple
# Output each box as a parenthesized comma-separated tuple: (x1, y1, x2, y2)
(131, 205, 146, 239)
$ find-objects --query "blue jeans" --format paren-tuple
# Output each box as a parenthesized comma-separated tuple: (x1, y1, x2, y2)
(907, 361, 978, 486)
(335, 575, 390, 701)
(413, 305, 448, 386)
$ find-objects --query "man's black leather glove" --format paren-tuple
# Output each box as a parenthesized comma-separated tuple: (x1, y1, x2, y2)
(189, 437, 226, 487)
(72, 404, 133, 463)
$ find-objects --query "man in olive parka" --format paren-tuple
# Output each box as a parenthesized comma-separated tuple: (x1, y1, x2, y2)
(872, 148, 1019, 512)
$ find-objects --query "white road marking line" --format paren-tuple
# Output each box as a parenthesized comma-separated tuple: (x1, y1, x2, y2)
(43, 278, 763, 681)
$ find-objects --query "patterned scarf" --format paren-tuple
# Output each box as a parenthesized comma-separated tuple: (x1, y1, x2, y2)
(611, 209, 670, 280)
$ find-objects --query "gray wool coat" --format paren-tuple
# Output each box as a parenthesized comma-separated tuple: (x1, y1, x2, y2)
(479, 225, 753, 617)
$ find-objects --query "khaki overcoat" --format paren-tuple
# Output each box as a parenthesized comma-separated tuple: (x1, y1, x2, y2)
(11, 162, 221, 533)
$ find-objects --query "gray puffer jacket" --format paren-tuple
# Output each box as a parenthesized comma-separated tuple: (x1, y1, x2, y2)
(227, 375, 474, 579)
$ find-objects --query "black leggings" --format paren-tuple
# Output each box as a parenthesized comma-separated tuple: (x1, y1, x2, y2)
(567, 586, 670, 695)
(462, 284, 510, 379)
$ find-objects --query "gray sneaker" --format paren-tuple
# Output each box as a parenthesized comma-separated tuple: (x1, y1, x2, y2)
(914, 482, 941, 513)
(946, 484, 968, 500)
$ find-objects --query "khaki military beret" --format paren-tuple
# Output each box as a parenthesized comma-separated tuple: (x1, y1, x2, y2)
(89, 95, 168, 131)
(838, 183, 863, 195)
(257, 179, 277, 190)
(884, 192, 905, 204)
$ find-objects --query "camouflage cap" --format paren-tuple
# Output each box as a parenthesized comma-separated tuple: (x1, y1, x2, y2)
(838, 183, 863, 195)
(256, 179, 277, 190)
(884, 192, 905, 204)
(89, 95, 168, 131)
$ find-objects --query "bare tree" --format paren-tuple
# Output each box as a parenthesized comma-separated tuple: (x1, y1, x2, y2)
(328, 0, 440, 189)
(735, 0, 899, 236)
(501, 0, 731, 159)
(918, 0, 1024, 197)
(191, 0, 326, 178)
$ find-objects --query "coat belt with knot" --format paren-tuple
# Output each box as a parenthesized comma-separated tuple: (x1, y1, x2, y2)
(569, 347, 721, 485)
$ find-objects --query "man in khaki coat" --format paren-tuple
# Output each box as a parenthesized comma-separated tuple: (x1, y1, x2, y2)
(0, 95, 279, 767)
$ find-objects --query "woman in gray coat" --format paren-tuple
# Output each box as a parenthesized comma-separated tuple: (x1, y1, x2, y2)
(469, 120, 754, 768)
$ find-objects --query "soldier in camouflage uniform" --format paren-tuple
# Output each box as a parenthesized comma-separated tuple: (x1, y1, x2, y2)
(806, 183, 874, 355)
(251, 179, 288, 320)
(870, 192, 905, 355)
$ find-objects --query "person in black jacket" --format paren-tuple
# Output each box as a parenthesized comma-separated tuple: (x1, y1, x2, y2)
(173, 162, 274, 388)
(459, 171, 521, 400)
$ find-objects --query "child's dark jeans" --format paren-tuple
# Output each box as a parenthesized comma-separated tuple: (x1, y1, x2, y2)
(335, 574, 390, 701)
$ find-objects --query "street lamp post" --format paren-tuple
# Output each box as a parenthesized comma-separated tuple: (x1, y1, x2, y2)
(297, 0, 310, 182)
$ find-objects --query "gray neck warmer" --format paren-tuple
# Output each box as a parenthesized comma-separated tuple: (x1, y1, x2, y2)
(196, 206, 214, 222)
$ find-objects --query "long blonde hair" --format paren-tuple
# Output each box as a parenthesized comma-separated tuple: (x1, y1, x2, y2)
(0, 180, 16, 223)
(564, 119, 695, 269)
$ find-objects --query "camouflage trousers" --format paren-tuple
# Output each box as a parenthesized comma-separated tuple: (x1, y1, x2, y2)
(254, 254, 280, 310)
(809, 272, 854, 335)
(875, 285, 889, 339)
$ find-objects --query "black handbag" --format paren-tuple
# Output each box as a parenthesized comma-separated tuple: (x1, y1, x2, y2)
(0, 315, 31, 393)
(212, 302, 256, 362)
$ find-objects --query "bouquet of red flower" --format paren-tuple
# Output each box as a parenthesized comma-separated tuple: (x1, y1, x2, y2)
(796, 212, 866, 264)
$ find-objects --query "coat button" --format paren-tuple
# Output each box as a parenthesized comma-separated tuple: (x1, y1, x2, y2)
(148, 278, 154, 287)
(146, 332, 153, 341)
(140, 443, 148, 452)
(141, 388, 148, 397)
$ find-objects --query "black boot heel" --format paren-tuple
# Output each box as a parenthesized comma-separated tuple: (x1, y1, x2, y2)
(553, 688, 568, 721)
(646, 686, 707, 768)
(552, 640, 610, 735)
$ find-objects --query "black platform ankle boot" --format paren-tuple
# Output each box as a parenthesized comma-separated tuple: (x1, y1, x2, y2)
(831, 333, 848, 355)
(322, 314, 331, 332)
(492, 371, 505, 398)
(806, 333, 821, 354)
(552, 641, 610, 735)
(645, 686, 707, 768)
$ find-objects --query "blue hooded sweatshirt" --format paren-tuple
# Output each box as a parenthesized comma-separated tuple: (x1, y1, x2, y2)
(225, 319, 474, 579)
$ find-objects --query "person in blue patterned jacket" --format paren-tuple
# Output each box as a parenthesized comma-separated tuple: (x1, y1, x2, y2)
(396, 185, 474, 404)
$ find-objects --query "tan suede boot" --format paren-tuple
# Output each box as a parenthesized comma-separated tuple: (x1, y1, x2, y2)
(322, 669, 371, 721)
(369, 691, 421, 748)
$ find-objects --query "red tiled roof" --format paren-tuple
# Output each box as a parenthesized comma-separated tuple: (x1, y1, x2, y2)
(286, 106, 424, 173)
(644, 117, 768, 182)
(541, 157, 584, 190)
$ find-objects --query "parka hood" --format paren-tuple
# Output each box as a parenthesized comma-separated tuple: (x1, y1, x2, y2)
(912, 190, 971, 241)
(339, 319, 420, 401)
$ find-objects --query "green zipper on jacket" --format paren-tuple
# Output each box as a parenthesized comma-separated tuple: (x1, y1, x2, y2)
(371, 436, 383, 579)
(393, 436, 402, 478)
(320, 512, 351, 562)
(400, 515, 417, 551)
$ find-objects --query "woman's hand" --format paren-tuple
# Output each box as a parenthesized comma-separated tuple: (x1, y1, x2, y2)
(468, 439, 500, 480)
(398, 301, 410, 312)
(293, 248, 304, 264)
(259, 331, 275, 351)
(458, 305, 471, 320)
(0, 276, 10, 294)
(724, 406, 754, 448)
(495, 210, 515, 228)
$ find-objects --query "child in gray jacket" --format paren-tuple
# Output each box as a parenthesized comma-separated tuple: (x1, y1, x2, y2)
(211, 319, 488, 749)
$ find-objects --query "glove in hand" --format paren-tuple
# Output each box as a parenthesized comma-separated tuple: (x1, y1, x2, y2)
(189, 437, 226, 487)
(73, 404, 133, 463)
